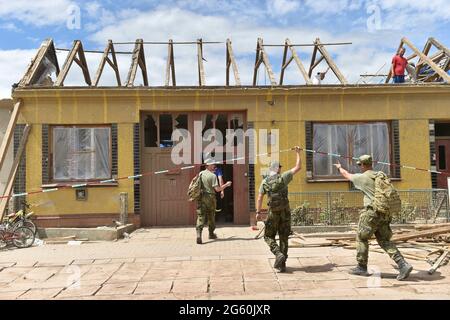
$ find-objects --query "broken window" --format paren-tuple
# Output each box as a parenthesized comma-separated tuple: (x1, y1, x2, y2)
(159, 114, 173, 148)
(174, 114, 188, 131)
(52, 126, 111, 181)
(438, 145, 446, 170)
(215, 114, 228, 146)
(144, 115, 158, 147)
(312, 122, 391, 178)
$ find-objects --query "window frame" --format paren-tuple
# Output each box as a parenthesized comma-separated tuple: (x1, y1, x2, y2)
(310, 121, 394, 180)
(49, 124, 113, 183)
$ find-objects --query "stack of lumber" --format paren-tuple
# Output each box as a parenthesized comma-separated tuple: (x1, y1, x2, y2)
(289, 223, 450, 274)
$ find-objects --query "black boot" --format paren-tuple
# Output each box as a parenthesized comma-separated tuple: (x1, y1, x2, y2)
(348, 264, 370, 276)
(274, 252, 286, 270)
(396, 258, 413, 281)
(196, 229, 202, 244)
(209, 231, 217, 239)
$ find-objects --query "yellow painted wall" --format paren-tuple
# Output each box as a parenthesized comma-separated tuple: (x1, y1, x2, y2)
(12, 85, 450, 216)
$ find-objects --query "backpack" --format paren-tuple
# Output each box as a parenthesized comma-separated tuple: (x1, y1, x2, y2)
(263, 174, 289, 211)
(187, 172, 203, 202)
(372, 171, 401, 216)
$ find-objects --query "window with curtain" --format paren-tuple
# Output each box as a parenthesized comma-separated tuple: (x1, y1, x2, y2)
(312, 122, 391, 178)
(52, 126, 111, 181)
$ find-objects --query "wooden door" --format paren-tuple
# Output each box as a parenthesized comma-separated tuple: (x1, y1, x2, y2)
(436, 139, 450, 189)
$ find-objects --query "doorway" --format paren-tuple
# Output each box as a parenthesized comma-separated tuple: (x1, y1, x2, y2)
(435, 122, 450, 189)
(140, 111, 248, 226)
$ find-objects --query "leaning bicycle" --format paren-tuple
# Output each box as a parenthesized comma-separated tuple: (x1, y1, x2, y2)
(0, 222, 35, 249)
(5, 201, 37, 234)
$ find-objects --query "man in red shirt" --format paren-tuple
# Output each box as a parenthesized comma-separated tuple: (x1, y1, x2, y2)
(391, 47, 407, 83)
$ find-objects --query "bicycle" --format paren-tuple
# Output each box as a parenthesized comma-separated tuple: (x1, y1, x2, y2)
(5, 201, 37, 234)
(0, 221, 35, 249)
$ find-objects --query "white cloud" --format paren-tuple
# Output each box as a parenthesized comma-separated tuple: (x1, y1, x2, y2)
(267, 0, 300, 16)
(0, 22, 21, 32)
(0, 0, 77, 27)
(0, 49, 36, 98)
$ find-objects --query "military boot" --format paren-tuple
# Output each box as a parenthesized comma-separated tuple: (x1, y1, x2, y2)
(196, 229, 202, 244)
(277, 261, 286, 273)
(348, 264, 370, 276)
(273, 252, 286, 270)
(396, 258, 413, 281)
(209, 232, 218, 240)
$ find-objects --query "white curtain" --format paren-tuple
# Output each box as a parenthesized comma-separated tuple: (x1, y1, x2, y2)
(53, 127, 111, 180)
(313, 123, 390, 177)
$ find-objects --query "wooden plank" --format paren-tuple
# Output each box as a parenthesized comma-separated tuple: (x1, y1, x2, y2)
(392, 225, 450, 242)
(0, 100, 21, 173)
(402, 37, 450, 83)
(0, 125, 31, 221)
(428, 38, 450, 59)
(310, 55, 325, 73)
(428, 250, 449, 274)
(308, 43, 318, 78)
(315, 38, 348, 84)
(252, 39, 260, 86)
(259, 38, 277, 86)
(226, 39, 241, 86)
(197, 39, 206, 86)
(278, 42, 289, 85)
(286, 39, 312, 85)
(165, 40, 176, 86)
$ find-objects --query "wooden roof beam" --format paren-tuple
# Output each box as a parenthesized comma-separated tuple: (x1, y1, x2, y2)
(252, 38, 277, 86)
(314, 38, 348, 85)
(18, 39, 60, 87)
(55, 40, 91, 86)
(279, 38, 312, 85)
(197, 39, 206, 86)
(226, 39, 241, 86)
(93, 40, 121, 87)
(165, 39, 176, 86)
(126, 39, 148, 87)
(401, 37, 450, 83)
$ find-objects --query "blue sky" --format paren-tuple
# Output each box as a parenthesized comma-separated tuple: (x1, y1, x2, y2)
(0, 0, 449, 97)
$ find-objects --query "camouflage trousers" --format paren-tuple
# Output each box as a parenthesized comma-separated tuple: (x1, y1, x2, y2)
(264, 207, 291, 258)
(356, 207, 404, 266)
(196, 193, 216, 233)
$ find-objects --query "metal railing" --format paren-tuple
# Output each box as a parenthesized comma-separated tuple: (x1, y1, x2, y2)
(289, 189, 449, 226)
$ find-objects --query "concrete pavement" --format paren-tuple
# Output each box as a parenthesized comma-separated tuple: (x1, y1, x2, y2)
(0, 226, 449, 300)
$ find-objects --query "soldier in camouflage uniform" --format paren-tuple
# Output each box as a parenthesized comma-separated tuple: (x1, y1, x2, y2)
(335, 155, 413, 280)
(196, 159, 232, 244)
(256, 146, 302, 272)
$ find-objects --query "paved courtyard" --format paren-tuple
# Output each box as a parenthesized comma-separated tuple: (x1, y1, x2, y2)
(0, 226, 449, 300)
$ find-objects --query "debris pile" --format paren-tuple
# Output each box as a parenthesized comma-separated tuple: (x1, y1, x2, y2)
(288, 223, 450, 275)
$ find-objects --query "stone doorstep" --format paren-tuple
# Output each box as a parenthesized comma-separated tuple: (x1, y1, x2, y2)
(37, 224, 135, 242)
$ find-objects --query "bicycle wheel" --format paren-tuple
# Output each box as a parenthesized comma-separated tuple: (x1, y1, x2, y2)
(12, 226, 35, 248)
(18, 220, 37, 235)
(0, 231, 7, 249)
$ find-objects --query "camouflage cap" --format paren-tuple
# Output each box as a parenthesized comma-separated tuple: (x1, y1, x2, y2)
(269, 160, 282, 172)
(356, 155, 372, 166)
